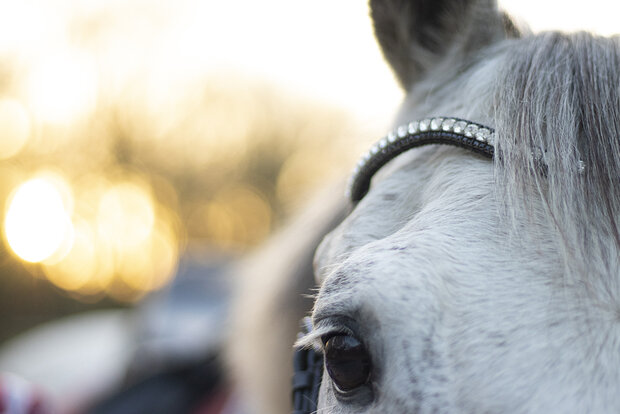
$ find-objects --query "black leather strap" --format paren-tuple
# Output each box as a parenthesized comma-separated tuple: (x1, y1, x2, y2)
(292, 317, 323, 414)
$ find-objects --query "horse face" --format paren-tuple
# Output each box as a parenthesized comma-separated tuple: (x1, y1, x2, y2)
(312, 146, 566, 412)
(307, 0, 620, 412)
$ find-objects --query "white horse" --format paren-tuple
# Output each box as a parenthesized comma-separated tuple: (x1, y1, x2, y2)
(230, 0, 620, 413)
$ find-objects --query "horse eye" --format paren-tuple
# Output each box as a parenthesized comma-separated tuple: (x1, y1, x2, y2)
(324, 334, 371, 392)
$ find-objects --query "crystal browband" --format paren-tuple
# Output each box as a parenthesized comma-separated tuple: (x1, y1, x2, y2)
(347, 117, 495, 202)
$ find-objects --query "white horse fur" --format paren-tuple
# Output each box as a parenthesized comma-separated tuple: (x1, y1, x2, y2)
(229, 1, 620, 413)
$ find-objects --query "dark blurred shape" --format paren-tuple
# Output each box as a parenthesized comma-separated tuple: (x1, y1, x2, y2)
(87, 356, 225, 414)
(87, 254, 236, 414)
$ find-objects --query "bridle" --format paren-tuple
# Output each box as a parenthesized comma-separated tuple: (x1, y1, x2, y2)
(347, 117, 495, 202)
(292, 317, 323, 414)
(291, 117, 496, 414)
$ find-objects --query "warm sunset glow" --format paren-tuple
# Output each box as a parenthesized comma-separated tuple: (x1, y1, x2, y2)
(43, 220, 97, 291)
(78, 234, 116, 296)
(26, 52, 98, 124)
(97, 182, 155, 249)
(0, 2, 53, 55)
(4, 177, 74, 263)
(117, 220, 178, 293)
(0, 99, 31, 159)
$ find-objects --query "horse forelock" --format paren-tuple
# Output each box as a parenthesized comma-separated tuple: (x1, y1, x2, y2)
(494, 32, 620, 307)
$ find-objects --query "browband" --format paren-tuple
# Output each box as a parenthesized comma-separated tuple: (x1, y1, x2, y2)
(347, 117, 495, 202)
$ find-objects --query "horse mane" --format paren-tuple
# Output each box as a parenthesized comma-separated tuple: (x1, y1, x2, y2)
(494, 32, 620, 305)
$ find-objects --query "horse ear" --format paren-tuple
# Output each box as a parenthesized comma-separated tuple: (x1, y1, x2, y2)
(370, 0, 520, 89)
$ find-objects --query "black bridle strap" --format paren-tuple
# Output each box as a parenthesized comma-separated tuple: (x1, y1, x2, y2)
(348, 118, 495, 203)
(292, 318, 323, 414)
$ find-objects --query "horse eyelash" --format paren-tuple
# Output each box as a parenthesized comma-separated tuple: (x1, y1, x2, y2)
(294, 323, 356, 352)
(294, 326, 333, 352)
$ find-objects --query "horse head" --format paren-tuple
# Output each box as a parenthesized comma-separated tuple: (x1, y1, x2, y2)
(301, 0, 620, 412)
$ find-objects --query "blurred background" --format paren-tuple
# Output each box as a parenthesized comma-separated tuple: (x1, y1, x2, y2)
(0, 0, 403, 342)
(0, 0, 618, 409)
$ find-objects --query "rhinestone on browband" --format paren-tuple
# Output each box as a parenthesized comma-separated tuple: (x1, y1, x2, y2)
(347, 117, 495, 203)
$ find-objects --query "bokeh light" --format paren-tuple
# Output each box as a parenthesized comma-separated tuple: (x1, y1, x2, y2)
(0, 0, 385, 306)
(4, 176, 74, 263)
(97, 182, 155, 249)
(43, 219, 97, 291)
(116, 218, 178, 293)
